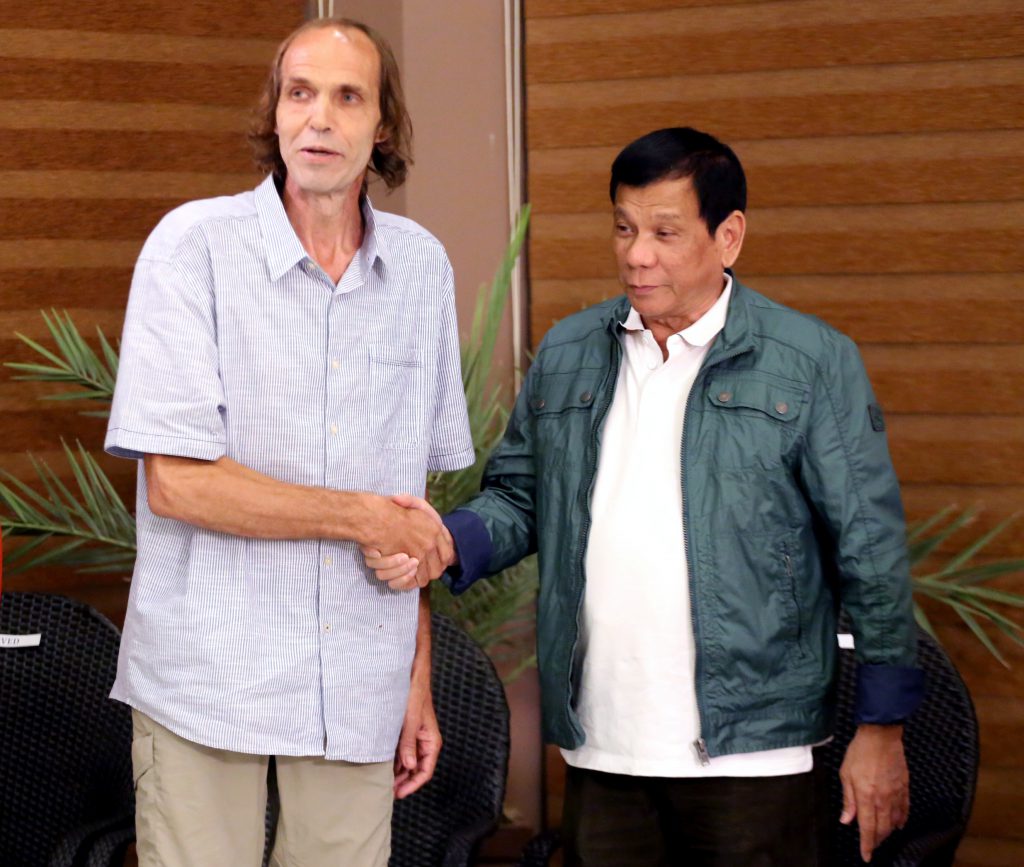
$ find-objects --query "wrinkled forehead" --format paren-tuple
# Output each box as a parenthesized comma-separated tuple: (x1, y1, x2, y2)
(279, 25, 381, 92)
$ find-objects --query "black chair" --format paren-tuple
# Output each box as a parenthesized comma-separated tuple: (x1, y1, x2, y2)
(261, 612, 511, 867)
(0, 591, 135, 867)
(518, 625, 979, 867)
(0, 593, 509, 867)
(817, 620, 979, 866)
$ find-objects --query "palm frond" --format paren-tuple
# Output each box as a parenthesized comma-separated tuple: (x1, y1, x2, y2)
(909, 508, 1024, 664)
(4, 309, 117, 417)
(0, 441, 136, 576)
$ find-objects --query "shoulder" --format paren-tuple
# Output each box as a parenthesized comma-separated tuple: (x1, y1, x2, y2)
(736, 280, 859, 362)
(372, 209, 448, 260)
(530, 296, 624, 376)
(538, 295, 625, 351)
(139, 190, 257, 262)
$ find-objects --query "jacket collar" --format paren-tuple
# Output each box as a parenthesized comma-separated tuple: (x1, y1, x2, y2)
(602, 269, 755, 359)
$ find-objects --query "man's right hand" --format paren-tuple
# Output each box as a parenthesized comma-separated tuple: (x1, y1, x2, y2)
(361, 494, 455, 591)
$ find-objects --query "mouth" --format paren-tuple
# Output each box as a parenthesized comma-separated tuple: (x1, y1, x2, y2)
(300, 146, 341, 158)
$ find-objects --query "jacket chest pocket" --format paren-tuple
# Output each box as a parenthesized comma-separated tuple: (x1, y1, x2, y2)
(368, 346, 425, 449)
(698, 375, 807, 471)
(529, 373, 601, 453)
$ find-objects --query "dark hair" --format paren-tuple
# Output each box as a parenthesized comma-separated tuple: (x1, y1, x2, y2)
(609, 127, 746, 235)
(248, 17, 413, 190)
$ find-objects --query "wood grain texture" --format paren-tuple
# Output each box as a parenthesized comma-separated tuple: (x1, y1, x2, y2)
(527, 58, 1023, 150)
(528, 131, 1024, 213)
(529, 274, 1024, 347)
(0, 130, 253, 173)
(5, 0, 304, 39)
(528, 203, 1024, 280)
(0, 28, 276, 65)
(0, 100, 249, 132)
(526, 0, 1023, 83)
(525, 0, 769, 17)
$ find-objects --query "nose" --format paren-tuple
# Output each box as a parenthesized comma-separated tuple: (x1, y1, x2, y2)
(309, 95, 331, 132)
(624, 234, 656, 270)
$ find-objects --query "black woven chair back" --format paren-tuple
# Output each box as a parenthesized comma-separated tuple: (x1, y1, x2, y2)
(390, 613, 510, 866)
(262, 612, 510, 867)
(0, 591, 134, 867)
(817, 620, 979, 866)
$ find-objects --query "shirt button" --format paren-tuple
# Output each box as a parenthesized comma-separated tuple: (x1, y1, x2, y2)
(323, 623, 332, 632)
(533, 398, 545, 410)
(775, 401, 789, 415)
(579, 391, 593, 403)
(331, 359, 340, 370)
(324, 556, 333, 566)
(718, 391, 732, 402)
(329, 423, 338, 435)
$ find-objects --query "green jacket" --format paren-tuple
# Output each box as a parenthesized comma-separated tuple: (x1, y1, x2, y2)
(444, 278, 923, 757)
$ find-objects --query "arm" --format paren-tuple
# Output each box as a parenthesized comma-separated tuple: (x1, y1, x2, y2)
(840, 724, 909, 862)
(144, 454, 451, 563)
(362, 349, 549, 592)
(798, 333, 923, 859)
(394, 586, 441, 798)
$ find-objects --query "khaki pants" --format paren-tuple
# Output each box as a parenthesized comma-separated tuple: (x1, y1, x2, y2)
(131, 710, 393, 867)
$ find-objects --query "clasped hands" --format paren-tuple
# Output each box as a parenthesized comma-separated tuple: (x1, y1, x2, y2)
(361, 493, 454, 591)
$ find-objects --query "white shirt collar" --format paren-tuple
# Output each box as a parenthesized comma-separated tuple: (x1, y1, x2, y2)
(621, 272, 733, 348)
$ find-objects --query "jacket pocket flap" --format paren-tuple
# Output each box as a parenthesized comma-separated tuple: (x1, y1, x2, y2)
(706, 377, 806, 421)
(529, 373, 601, 415)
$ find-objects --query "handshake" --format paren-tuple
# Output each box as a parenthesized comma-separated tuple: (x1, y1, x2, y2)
(359, 493, 456, 592)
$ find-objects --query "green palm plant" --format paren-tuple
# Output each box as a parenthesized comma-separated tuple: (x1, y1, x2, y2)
(0, 207, 537, 677)
(907, 507, 1024, 667)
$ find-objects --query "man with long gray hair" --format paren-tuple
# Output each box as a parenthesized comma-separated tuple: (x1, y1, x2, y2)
(106, 17, 471, 866)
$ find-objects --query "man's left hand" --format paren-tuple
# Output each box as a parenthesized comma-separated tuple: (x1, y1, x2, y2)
(839, 723, 909, 862)
(393, 679, 442, 799)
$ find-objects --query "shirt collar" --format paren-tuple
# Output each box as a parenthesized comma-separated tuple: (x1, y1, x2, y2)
(254, 174, 388, 282)
(620, 272, 734, 348)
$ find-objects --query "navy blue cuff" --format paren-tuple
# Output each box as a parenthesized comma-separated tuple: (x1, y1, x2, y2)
(854, 664, 926, 724)
(441, 509, 494, 595)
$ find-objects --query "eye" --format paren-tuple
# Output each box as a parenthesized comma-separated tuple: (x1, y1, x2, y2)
(656, 230, 677, 239)
(340, 91, 361, 104)
(614, 222, 632, 235)
(289, 87, 309, 100)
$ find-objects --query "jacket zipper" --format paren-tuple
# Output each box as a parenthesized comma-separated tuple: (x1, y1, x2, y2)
(683, 340, 754, 765)
(566, 333, 622, 740)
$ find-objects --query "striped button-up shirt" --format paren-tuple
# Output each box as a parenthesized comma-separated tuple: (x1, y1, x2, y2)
(105, 175, 474, 761)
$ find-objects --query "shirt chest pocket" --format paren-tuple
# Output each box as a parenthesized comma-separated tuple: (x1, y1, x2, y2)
(699, 375, 807, 471)
(368, 346, 425, 449)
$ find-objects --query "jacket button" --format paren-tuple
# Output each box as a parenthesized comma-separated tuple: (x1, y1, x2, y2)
(580, 391, 593, 403)
(775, 401, 789, 414)
(718, 391, 732, 403)
(533, 398, 545, 410)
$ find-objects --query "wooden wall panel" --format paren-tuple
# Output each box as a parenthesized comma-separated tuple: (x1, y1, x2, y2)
(0, 6, 293, 625)
(525, 2, 1024, 863)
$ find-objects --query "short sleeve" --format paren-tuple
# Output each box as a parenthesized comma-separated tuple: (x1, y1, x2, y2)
(426, 256, 474, 472)
(105, 227, 227, 462)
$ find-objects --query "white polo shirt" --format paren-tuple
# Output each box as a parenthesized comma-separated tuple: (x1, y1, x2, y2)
(561, 276, 813, 777)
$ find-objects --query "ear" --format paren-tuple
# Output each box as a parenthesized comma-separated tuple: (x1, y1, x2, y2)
(375, 122, 388, 145)
(715, 210, 746, 269)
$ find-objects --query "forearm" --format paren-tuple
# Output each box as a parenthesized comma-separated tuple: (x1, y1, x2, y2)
(411, 586, 432, 687)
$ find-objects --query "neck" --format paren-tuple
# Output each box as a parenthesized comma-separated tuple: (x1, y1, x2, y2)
(642, 277, 726, 357)
(282, 177, 365, 283)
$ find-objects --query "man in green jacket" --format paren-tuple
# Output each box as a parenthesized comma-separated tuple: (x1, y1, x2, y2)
(365, 127, 924, 866)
